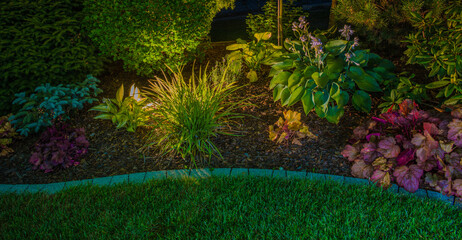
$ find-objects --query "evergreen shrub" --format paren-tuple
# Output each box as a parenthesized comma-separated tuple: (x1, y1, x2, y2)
(0, 0, 104, 115)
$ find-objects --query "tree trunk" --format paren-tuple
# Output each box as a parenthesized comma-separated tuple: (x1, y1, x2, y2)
(329, 0, 337, 28)
(277, 0, 283, 46)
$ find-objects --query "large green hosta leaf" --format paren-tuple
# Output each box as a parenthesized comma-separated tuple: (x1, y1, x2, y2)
(350, 49, 370, 67)
(352, 90, 372, 113)
(312, 72, 329, 88)
(324, 40, 348, 55)
(272, 59, 295, 70)
(288, 70, 303, 88)
(273, 84, 285, 101)
(287, 85, 305, 106)
(301, 90, 314, 114)
(326, 105, 345, 124)
(347, 66, 382, 92)
(270, 71, 291, 89)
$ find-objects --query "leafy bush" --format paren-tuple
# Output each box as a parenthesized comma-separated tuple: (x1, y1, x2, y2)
(142, 65, 253, 167)
(342, 99, 462, 198)
(9, 75, 102, 136)
(90, 84, 149, 132)
(246, 0, 306, 43)
(331, 0, 447, 51)
(379, 72, 428, 113)
(403, 2, 462, 106)
(268, 110, 317, 145)
(0, 115, 18, 157)
(270, 19, 396, 124)
(0, 0, 104, 115)
(226, 32, 283, 82)
(83, 0, 231, 76)
(30, 122, 89, 173)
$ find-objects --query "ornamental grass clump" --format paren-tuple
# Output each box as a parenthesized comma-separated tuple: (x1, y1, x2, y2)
(342, 99, 462, 198)
(142, 64, 253, 167)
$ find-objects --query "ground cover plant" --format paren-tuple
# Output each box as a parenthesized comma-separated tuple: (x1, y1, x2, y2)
(342, 99, 462, 198)
(1, 176, 461, 239)
(29, 122, 89, 173)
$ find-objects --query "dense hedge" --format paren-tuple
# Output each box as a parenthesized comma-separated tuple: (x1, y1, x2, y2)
(83, 0, 232, 77)
(0, 0, 104, 115)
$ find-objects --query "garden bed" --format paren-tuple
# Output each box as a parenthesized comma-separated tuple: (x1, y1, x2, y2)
(0, 41, 432, 186)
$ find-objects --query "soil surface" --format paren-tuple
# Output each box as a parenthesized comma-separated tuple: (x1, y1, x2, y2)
(0, 41, 434, 188)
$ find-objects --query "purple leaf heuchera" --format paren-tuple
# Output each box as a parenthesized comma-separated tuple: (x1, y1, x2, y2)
(342, 99, 462, 198)
(29, 122, 89, 173)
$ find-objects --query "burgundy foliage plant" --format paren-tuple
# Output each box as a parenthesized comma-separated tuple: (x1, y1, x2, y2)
(30, 122, 89, 173)
(342, 99, 462, 198)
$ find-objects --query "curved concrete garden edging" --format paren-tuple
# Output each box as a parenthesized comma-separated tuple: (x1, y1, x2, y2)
(0, 168, 461, 208)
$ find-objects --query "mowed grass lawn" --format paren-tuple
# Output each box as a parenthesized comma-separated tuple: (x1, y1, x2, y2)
(1, 176, 461, 239)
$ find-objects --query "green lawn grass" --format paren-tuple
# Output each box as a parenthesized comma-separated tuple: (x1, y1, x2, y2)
(1, 176, 461, 239)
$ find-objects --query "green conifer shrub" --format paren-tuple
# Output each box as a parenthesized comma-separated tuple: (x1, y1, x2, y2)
(0, 0, 104, 115)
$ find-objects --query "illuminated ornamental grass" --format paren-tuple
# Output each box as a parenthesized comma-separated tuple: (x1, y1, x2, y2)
(142, 64, 253, 167)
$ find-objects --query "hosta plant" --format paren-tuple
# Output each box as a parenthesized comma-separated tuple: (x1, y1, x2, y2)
(268, 110, 317, 145)
(9, 75, 102, 136)
(0, 114, 18, 157)
(226, 32, 283, 82)
(270, 18, 396, 124)
(342, 99, 462, 198)
(89, 84, 149, 132)
(30, 122, 89, 173)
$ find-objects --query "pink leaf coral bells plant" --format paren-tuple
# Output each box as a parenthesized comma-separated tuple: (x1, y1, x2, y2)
(342, 99, 462, 198)
(29, 122, 89, 173)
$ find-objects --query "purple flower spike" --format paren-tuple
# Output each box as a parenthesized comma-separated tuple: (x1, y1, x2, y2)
(292, 22, 298, 31)
(339, 25, 354, 41)
(298, 16, 306, 24)
(300, 35, 308, 42)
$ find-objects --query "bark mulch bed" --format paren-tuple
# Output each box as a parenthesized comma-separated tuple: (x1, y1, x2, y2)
(0, 41, 431, 187)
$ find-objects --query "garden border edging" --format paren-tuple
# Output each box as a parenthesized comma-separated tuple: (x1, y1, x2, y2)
(0, 168, 460, 208)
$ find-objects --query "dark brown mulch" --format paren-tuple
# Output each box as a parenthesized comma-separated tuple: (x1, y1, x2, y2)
(0, 41, 429, 186)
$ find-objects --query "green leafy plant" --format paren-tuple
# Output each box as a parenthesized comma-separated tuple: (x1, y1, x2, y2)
(268, 110, 317, 145)
(9, 75, 102, 136)
(379, 72, 428, 113)
(331, 0, 447, 51)
(0, 114, 18, 157)
(89, 84, 149, 132)
(30, 122, 89, 173)
(270, 19, 396, 124)
(246, 0, 306, 43)
(226, 32, 283, 82)
(403, 2, 462, 106)
(142, 64, 254, 168)
(83, 0, 231, 76)
(0, 0, 104, 115)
